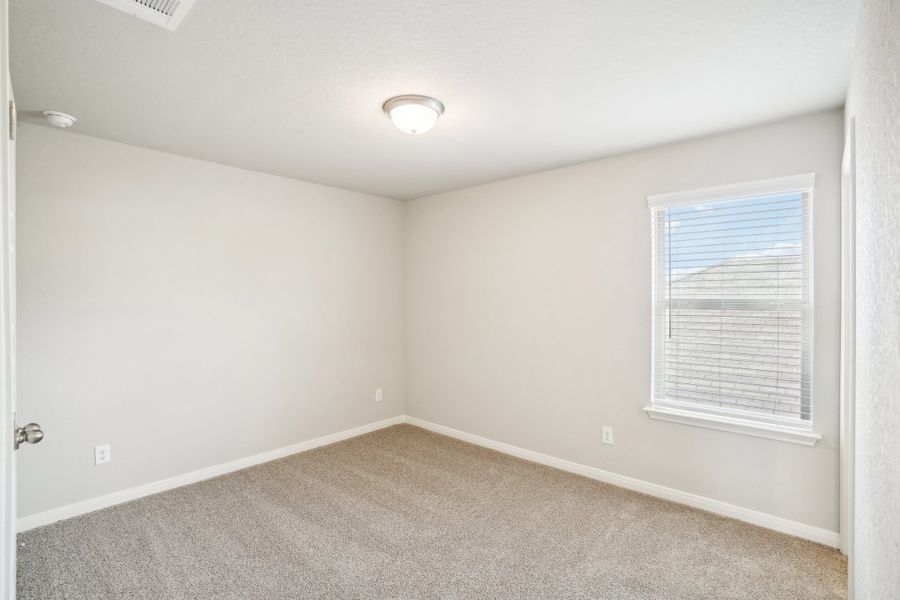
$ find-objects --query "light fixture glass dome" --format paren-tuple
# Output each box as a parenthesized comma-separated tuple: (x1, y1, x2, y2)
(383, 95, 444, 135)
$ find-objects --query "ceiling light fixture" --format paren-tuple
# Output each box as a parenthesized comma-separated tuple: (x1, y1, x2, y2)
(382, 95, 444, 135)
(43, 111, 77, 128)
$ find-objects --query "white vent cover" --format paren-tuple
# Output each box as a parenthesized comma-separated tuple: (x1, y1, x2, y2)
(96, 0, 197, 31)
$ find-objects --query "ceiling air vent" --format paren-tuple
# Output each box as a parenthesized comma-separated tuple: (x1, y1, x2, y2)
(95, 0, 198, 31)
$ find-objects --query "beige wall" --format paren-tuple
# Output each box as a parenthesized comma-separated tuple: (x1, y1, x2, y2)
(16, 123, 405, 517)
(845, 0, 900, 596)
(405, 110, 843, 533)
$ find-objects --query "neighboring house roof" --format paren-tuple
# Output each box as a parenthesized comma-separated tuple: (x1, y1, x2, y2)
(671, 254, 803, 301)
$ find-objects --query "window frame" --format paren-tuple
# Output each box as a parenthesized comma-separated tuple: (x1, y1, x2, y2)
(645, 174, 821, 446)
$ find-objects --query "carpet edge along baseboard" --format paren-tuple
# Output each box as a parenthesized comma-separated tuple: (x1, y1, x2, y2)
(18, 414, 840, 549)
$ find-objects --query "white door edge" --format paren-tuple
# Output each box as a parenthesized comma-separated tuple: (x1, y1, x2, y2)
(840, 116, 856, 596)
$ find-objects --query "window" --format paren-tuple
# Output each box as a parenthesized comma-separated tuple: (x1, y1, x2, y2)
(645, 174, 820, 445)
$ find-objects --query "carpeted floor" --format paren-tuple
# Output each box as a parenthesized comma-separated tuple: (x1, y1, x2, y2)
(17, 424, 846, 599)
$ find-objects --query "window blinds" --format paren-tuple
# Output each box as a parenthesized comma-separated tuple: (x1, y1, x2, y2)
(651, 183, 813, 424)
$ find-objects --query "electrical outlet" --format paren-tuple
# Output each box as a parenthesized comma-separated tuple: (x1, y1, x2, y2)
(94, 444, 112, 466)
(375, 388, 384, 402)
(602, 426, 614, 445)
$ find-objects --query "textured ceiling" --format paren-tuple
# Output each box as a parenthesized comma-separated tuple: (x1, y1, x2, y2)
(11, 0, 857, 200)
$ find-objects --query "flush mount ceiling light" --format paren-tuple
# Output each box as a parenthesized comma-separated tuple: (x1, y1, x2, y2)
(382, 95, 444, 135)
(43, 111, 77, 128)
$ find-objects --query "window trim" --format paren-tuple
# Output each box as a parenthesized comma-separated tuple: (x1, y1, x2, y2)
(643, 404, 822, 446)
(647, 173, 817, 209)
(646, 173, 819, 446)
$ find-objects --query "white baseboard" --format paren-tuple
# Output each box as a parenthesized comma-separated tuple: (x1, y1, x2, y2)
(18, 413, 840, 549)
(403, 415, 840, 548)
(17, 415, 405, 532)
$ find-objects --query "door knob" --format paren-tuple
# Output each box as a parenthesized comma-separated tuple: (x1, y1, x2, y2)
(14, 423, 43, 450)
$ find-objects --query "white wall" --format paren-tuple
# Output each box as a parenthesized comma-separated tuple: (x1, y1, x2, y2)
(16, 123, 405, 517)
(845, 0, 900, 596)
(405, 110, 843, 533)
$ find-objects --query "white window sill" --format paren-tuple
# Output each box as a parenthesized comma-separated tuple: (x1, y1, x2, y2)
(643, 405, 821, 446)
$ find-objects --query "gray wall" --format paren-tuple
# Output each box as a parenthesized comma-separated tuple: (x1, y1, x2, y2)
(846, 0, 900, 596)
(16, 123, 405, 517)
(18, 109, 848, 538)
(405, 110, 843, 533)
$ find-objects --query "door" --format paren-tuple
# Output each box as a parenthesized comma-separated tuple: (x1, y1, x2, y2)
(0, 0, 15, 591)
(1, 3, 44, 594)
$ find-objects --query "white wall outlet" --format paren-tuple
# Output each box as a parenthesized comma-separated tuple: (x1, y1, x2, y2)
(602, 426, 614, 445)
(94, 444, 112, 466)
(375, 388, 384, 402)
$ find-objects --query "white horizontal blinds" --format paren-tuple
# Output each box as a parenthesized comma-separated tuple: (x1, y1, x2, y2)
(652, 190, 812, 423)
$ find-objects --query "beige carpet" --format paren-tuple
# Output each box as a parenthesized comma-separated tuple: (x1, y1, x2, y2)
(17, 424, 846, 599)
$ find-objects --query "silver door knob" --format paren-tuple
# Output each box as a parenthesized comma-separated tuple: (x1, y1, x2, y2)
(14, 423, 43, 450)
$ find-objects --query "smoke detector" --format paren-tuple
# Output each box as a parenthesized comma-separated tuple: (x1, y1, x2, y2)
(43, 111, 77, 128)
(95, 0, 198, 31)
